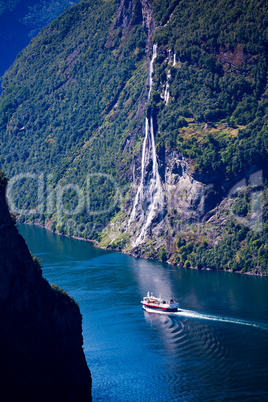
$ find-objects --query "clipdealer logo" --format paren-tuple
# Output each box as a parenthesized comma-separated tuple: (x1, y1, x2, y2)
(6, 169, 263, 235)
(229, 170, 263, 233)
(6, 172, 122, 224)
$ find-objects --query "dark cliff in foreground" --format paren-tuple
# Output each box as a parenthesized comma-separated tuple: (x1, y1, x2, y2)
(0, 171, 91, 401)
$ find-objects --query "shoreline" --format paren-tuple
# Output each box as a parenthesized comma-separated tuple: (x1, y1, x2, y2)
(19, 221, 267, 278)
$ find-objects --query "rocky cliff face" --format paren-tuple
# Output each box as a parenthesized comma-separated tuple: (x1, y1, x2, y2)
(98, 1, 240, 265)
(100, 147, 209, 257)
(0, 173, 91, 401)
(98, 1, 212, 258)
(0, 0, 266, 274)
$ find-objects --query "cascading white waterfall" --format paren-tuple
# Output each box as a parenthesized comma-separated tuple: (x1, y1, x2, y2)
(173, 53, 176, 66)
(128, 44, 164, 246)
(135, 111, 164, 245)
(164, 50, 176, 105)
(128, 118, 149, 224)
(164, 70, 170, 105)
(149, 44, 157, 97)
(128, 44, 158, 227)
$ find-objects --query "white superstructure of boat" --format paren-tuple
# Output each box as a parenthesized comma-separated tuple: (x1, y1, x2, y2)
(141, 292, 179, 312)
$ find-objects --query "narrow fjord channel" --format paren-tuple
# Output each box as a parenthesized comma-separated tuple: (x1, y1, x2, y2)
(19, 224, 268, 401)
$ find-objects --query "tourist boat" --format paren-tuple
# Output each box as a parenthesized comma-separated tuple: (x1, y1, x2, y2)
(141, 292, 179, 312)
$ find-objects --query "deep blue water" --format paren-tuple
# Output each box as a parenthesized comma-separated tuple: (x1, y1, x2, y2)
(19, 224, 268, 401)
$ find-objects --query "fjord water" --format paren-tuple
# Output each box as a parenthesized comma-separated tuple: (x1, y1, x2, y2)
(19, 224, 268, 401)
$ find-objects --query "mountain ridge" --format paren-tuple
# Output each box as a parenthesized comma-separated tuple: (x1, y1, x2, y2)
(0, 0, 267, 275)
(0, 0, 81, 81)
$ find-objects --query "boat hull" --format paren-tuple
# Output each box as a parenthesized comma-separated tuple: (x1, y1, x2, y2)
(142, 303, 178, 312)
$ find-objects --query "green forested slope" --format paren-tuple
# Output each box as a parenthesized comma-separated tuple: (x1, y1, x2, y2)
(0, 0, 147, 234)
(0, 0, 267, 274)
(149, 0, 268, 274)
(152, 0, 268, 178)
(0, 0, 82, 80)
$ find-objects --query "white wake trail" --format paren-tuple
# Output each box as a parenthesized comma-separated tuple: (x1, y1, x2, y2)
(144, 306, 268, 331)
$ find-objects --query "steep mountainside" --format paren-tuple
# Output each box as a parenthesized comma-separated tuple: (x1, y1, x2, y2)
(0, 0, 81, 80)
(0, 171, 91, 400)
(0, 0, 267, 275)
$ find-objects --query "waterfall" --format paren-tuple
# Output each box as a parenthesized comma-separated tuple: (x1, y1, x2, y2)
(148, 44, 157, 98)
(163, 50, 175, 105)
(136, 111, 163, 245)
(128, 118, 149, 224)
(164, 70, 171, 105)
(128, 45, 157, 226)
(128, 44, 164, 246)
(128, 46, 157, 226)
